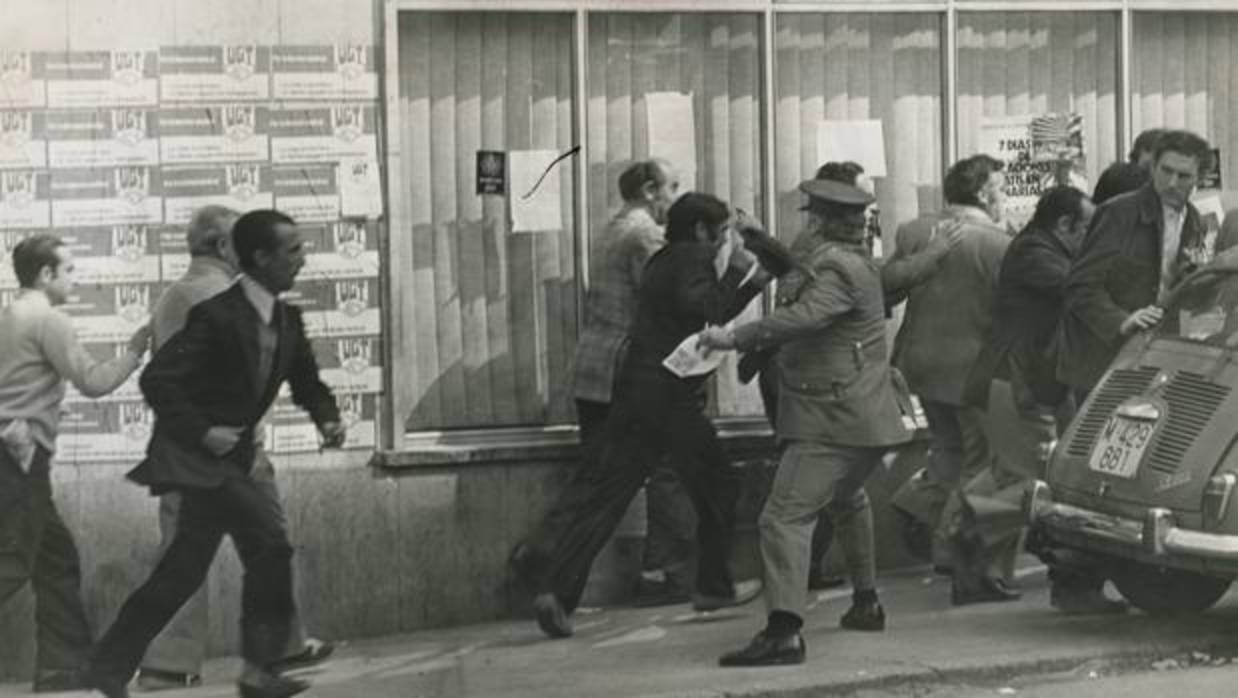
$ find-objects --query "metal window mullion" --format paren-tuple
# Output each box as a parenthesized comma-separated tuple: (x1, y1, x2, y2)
(1120, 1, 1133, 160)
(944, 1, 958, 167)
(574, 8, 590, 328)
(761, 6, 778, 316)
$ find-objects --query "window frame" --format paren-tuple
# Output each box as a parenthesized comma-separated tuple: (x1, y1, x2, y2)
(382, 0, 1238, 456)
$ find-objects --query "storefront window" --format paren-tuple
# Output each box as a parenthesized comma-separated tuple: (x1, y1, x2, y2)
(1132, 12, 1237, 201)
(586, 12, 765, 418)
(393, 12, 578, 431)
(957, 12, 1120, 205)
(773, 12, 944, 255)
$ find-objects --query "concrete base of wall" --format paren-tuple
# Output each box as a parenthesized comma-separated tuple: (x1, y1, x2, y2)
(0, 439, 929, 682)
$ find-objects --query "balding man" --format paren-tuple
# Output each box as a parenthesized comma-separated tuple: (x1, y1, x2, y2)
(134, 207, 332, 691)
(561, 159, 695, 607)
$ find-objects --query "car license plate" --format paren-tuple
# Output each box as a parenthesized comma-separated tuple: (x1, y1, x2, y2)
(1089, 415, 1155, 479)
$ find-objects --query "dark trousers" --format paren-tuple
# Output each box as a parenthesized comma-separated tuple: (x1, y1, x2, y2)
(0, 445, 92, 677)
(90, 474, 295, 683)
(576, 399, 696, 582)
(523, 366, 739, 611)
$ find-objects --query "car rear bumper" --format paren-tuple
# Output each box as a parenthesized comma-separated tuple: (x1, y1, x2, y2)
(1026, 480, 1238, 563)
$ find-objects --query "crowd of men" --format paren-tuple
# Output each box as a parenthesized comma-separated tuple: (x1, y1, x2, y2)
(0, 126, 1219, 694)
(1, 210, 343, 698)
(510, 126, 1218, 667)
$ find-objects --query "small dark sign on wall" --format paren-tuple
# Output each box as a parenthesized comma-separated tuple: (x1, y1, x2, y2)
(476, 150, 506, 195)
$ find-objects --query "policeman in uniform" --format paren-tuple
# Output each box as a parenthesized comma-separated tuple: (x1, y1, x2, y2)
(701, 179, 915, 666)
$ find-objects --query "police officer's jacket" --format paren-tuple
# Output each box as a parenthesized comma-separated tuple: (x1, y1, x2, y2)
(732, 238, 913, 448)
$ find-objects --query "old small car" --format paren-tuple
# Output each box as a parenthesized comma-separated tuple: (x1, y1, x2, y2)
(1028, 257, 1238, 614)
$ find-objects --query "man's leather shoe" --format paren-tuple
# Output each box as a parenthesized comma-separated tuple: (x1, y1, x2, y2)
(718, 631, 806, 667)
(693, 579, 763, 612)
(839, 601, 885, 631)
(237, 675, 310, 698)
(533, 593, 573, 638)
(237, 678, 309, 698)
(85, 672, 132, 698)
(136, 667, 203, 691)
(952, 577, 1022, 606)
(1051, 587, 1128, 615)
(632, 576, 690, 608)
(268, 638, 335, 673)
(33, 668, 88, 693)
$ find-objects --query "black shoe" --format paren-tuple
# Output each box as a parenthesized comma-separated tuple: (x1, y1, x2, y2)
(692, 579, 763, 612)
(718, 631, 806, 667)
(268, 638, 335, 673)
(33, 668, 88, 693)
(1051, 587, 1128, 615)
(807, 570, 847, 591)
(839, 601, 885, 631)
(136, 667, 203, 691)
(952, 577, 1022, 606)
(85, 671, 132, 698)
(632, 576, 691, 608)
(533, 593, 573, 638)
(237, 675, 311, 698)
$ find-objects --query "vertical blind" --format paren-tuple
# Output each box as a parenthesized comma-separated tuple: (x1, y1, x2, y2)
(389, 8, 1227, 435)
(587, 12, 764, 418)
(396, 12, 578, 430)
(773, 13, 944, 254)
(957, 12, 1119, 191)
(1132, 12, 1238, 195)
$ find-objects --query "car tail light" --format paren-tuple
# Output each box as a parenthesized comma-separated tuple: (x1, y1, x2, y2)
(1203, 473, 1238, 525)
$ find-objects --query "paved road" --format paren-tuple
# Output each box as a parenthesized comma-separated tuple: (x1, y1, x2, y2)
(5, 563, 1237, 698)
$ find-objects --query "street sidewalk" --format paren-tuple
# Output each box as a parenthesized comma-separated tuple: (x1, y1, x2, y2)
(5, 564, 1237, 698)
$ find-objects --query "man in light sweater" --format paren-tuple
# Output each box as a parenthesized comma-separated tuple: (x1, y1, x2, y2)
(135, 206, 333, 691)
(0, 234, 149, 693)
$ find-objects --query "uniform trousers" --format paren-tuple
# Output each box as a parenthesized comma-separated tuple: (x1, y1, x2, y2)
(140, 448, 305, 675)
(90, 472, 296, 684)
(759, 441, 882, 619)
(521, 364, 739, 611)
(757, 365, 841, 576)
(0, 444, 92, 678)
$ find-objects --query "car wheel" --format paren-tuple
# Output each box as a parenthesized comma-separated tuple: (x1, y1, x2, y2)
(1111, 564, 1232, 615)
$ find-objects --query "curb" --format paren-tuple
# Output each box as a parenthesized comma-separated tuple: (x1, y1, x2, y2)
(645, 637, 1238, 698)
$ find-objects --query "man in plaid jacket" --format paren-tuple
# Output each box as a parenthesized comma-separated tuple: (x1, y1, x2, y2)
(569, 158, 694, 606)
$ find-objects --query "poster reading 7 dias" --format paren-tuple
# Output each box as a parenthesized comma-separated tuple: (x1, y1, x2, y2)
(979, 113, 1086, 231)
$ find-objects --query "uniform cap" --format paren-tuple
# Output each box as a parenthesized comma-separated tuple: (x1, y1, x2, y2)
(797, 179, 875, 209)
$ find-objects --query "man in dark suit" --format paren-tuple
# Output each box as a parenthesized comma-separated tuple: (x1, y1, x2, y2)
(1052, 129, 1213, 608)
(87, 210, 345, 698)
(511, 192, 768, 639)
